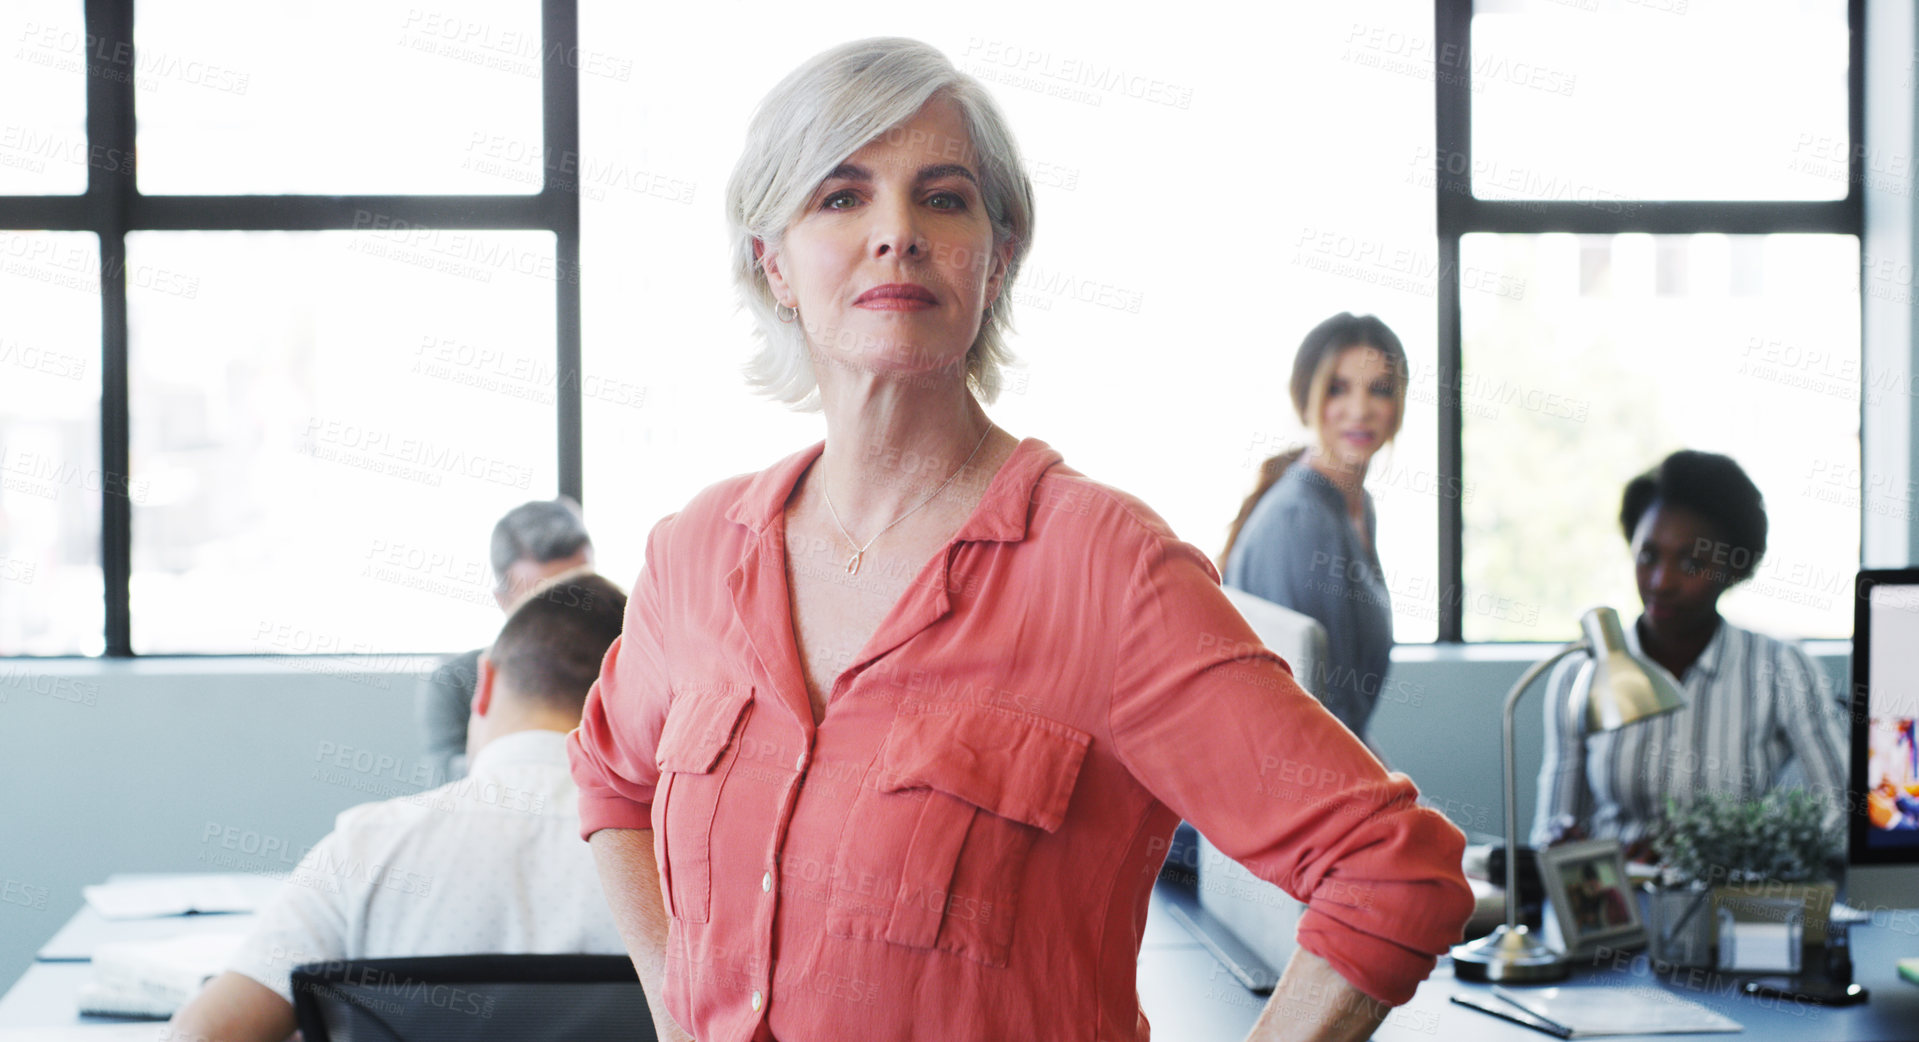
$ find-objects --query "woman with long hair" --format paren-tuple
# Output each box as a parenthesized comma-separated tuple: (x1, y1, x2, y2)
(1220, 313, 1408, 739)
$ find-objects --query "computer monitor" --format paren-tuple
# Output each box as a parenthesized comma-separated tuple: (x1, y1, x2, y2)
(1850, 569, 1919, 863)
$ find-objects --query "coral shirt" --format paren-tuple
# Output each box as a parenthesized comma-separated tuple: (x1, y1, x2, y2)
(569, 438, 1473, 1042)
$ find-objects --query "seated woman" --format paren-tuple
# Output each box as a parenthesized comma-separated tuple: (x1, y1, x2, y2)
(1220, 313, 1408, 741)
(1530, 450, 1848, 852)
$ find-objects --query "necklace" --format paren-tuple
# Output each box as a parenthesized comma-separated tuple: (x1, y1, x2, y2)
(820, 425, 994, 576)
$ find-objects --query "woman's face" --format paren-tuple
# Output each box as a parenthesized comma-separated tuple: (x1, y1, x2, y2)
(760, 96, 1009, 385)
(1631, 501, 1731, 634)
(1316, 345, 1398, 469)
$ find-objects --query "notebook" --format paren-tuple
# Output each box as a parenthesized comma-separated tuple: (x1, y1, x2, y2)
(74, 932, 247, 1019)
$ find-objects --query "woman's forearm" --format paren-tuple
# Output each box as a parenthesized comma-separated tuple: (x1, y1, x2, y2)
(1246, 947, 1392, 1042)
(589, 827, 693, 1042)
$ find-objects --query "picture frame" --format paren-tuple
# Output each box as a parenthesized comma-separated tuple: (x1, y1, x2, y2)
(1537, 839, 1647, 957)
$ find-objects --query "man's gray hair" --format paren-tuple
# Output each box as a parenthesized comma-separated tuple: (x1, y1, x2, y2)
(726, 37, 1036, 410)
(490, 497, 592, 591)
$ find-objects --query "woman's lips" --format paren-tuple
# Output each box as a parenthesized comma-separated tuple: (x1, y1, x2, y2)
(854, 283, 937, 310)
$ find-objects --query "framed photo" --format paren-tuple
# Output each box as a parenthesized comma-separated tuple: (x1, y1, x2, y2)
(1537, 839, 1647, 957)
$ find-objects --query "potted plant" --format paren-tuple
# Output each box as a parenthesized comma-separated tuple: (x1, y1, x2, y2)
(1645, 790, 1843, 968)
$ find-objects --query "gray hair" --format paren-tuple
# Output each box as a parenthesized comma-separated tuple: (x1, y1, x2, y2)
(726, 37, 1036, 410)
(489, 497, 592, 590)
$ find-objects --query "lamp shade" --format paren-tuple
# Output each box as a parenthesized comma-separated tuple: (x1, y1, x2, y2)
(1579, 606, 1688, 732)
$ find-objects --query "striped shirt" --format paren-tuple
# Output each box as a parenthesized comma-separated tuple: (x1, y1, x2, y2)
(1529, 618, 1847, 848)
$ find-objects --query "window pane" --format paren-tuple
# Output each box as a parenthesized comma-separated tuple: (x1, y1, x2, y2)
(0, 2, 89, 194)
(128, 230, 559, 654)
(581, 0, 1441, 640)
(136, 0, 548, 195)
(0, 232, 102, 655)
(1471, 0, 1849, 201)
(1461, 233, 1859, 642)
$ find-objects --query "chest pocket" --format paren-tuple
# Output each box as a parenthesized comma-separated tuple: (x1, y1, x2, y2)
(826, 700, 1090, 967)
(654, 682, 753, 924)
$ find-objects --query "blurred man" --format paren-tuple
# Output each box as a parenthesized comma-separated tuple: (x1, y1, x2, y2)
(420, 497, 594, 780)
(168, 571, 627, 1042)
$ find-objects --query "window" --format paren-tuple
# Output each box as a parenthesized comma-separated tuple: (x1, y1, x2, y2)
(2, 0, 1869, 654)
(578, 0, 1445, 640)
(0, 0, 581, 656)
(1439, 0, 1862, 641)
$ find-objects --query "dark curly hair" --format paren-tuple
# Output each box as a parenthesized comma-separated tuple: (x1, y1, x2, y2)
(1619, 450, 1767, 583)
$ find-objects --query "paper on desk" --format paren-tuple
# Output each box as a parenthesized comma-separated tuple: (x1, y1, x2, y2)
(1830, 901, 1873, 925)
(76, 932, 246, 1019)
(0, 1026, 165, 1040)
(1493, 985, 1742, 1036)
(82, 876, 266, 920)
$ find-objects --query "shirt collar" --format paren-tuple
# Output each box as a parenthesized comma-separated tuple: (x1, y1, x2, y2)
(722, 437, 1065, 545)
(468, 729, 569, 774)
(1623, 614, 1727, 684)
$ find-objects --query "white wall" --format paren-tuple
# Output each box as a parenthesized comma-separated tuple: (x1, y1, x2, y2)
(0, 659, 432, 988)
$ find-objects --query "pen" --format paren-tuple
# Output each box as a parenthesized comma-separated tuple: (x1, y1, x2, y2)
(1449, 992, 1575, 1038)
(1492, 984, 1576, 1030)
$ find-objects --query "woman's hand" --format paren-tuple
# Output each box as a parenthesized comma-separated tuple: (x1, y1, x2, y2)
(1245, 948, 1391, 1042)
(589, 828, 696, 1042)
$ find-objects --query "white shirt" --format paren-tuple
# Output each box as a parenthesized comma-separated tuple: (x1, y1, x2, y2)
(229, 730, 625, 1003)
(1530, 618, 1849, 848)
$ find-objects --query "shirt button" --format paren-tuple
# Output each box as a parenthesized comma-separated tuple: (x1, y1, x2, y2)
(762, 871, 773, 893)
(751, 989, 763, 1012)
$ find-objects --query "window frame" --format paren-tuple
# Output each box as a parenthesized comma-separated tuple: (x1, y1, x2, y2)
(0, 0, 582, 657)
(1430, 0, 1866, 641)
(0, 1, 1868, 654)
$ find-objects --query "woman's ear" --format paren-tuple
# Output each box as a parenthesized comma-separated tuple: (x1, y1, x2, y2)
(756, 238, 796, 308)
(983, 239, 1015, 310)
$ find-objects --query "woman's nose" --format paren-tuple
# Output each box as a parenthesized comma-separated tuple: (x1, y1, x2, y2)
(871, 196, 925, 259)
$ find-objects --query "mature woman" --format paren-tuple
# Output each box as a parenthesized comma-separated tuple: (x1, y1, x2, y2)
(1530, 450, 1848, 852)
(1220, 314, 1408, 739)
(568, 39, 1471, 1042)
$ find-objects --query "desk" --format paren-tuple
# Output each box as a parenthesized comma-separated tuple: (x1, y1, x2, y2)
(1139, 879, 1919, 1041)
(37, 908, 258, 964)
(2, 874, 266, 1036)
(7, 876, 1918, 1038)
(35, 873, 276, 963)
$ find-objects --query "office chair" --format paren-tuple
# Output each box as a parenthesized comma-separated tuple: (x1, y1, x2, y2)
(291, 954, 656, 1042)
(1166, 587, 1329, 992)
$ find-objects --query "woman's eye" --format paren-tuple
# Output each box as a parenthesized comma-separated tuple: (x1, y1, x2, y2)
(1370, 380, 1394, 397)
(822, 190, 859, 210)
(926, 191, 966, 211)
(1327, 379, 1348, 397)
(1680, 559, 1703, 576)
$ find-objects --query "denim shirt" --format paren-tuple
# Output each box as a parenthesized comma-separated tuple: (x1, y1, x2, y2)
(1223, 462, 1394, 737)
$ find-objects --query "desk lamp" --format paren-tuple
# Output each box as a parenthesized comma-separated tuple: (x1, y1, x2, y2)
(1451, 606, 1687, 983)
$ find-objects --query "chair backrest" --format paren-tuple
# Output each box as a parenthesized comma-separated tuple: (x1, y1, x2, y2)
(1197, 587, 1330, 974)
(291, 954, 655, 1042)
(1218, 585, 1327, 697)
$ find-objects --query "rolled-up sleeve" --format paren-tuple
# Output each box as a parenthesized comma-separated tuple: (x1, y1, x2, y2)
(568, 519, 676, 839)
(1110, 536, 1473, 1006)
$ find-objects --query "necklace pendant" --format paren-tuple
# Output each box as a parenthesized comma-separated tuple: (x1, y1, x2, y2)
(846, 550, 862, 576)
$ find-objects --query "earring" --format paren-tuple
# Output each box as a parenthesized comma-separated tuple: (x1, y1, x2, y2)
(775, 303, 798, 324)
